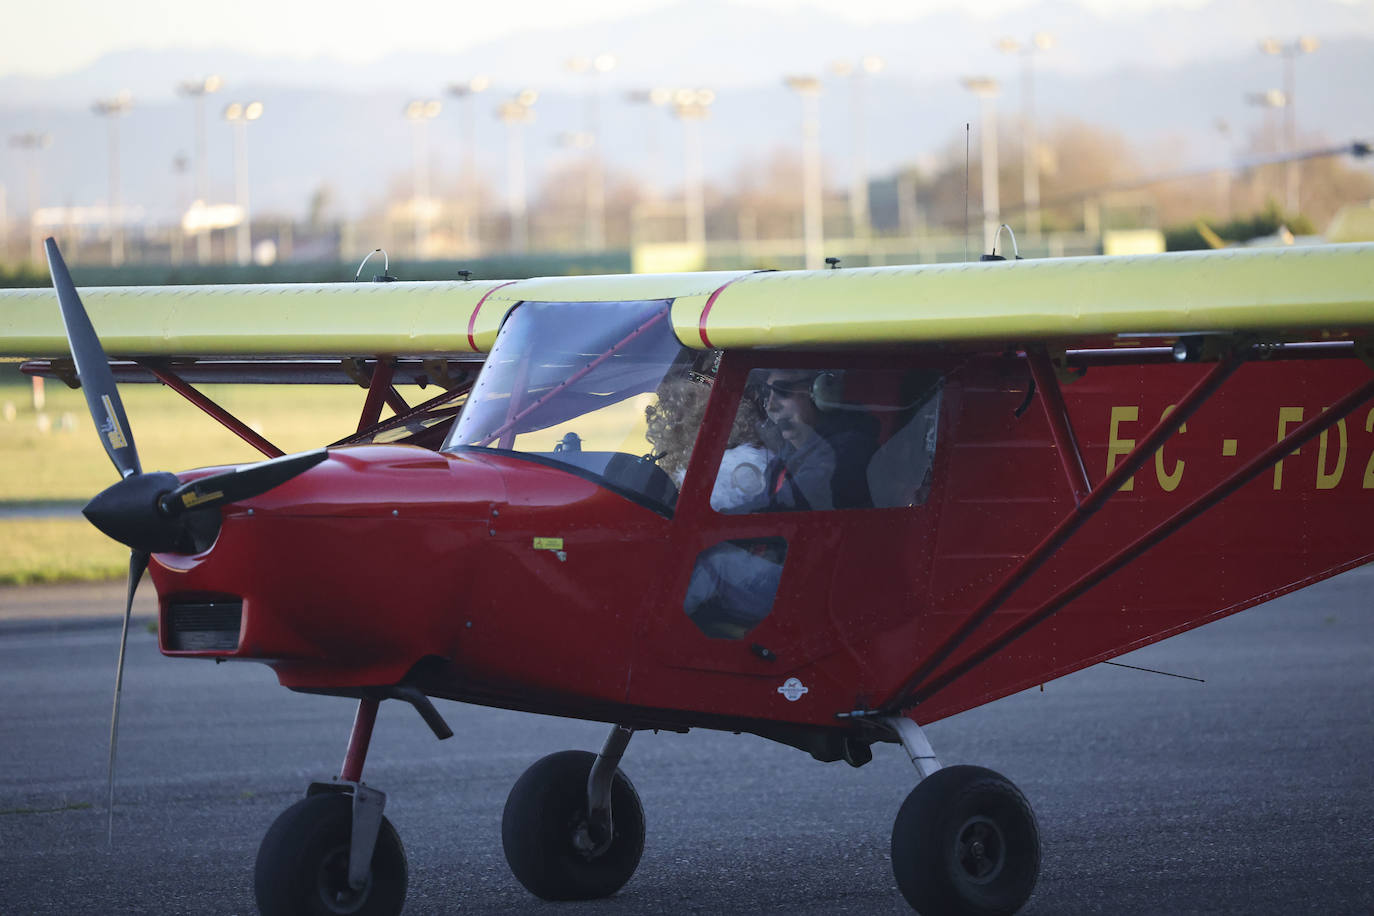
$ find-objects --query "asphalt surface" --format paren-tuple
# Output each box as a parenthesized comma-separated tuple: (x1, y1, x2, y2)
(1, 568, 1371, 915)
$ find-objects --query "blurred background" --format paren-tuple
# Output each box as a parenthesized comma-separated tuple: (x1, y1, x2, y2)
(2, 0, 1373, 284)
(3, 0, 1374, 585)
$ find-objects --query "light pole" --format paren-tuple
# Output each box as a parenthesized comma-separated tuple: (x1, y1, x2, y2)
(179, 75, 223, 263)
(625, 88, 673, 200)
(1213, 117, 1234, 219)
(830, 55, 883, 241)
(567, 54, 615, 251)
(171, 152, 189, 265)
(997, 32, 1053, 240)
(8, 131, 51, 265)
(671, 88, 714, 250)
(784, 75, 824, 270)
(1245, 88, 1287, 143)
(1245, 89, 1288, 208)
(404, 98, 443, 258)
(447, 76, 490, 253)
(92, 91, 133, 266)
(961, 76, 1001, 254)
(9, 131, 49, 406)
(222, 100, 263, 266)
(497, 90, 538, 253)
(1260, 36, 1319, 214)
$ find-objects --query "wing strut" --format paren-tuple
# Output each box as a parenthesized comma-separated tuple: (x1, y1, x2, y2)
(883, 347, 1248, 710)
(891, 369, 1374, 711)
(1026, 347, 1092, 504)
(140, 361, 284, 458)
(356, 358, 398, 434)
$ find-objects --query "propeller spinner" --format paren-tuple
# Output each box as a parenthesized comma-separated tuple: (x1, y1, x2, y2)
(43, 238, 325, 842)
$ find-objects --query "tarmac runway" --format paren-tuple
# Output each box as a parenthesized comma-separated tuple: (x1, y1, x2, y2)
(1, 567, 1371, 915)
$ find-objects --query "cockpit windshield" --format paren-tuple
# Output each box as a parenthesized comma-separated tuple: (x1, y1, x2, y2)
(442, 299, 708, 513)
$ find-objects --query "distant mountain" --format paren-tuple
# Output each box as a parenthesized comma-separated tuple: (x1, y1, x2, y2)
(3, 0, 1372, 104)
(1, 0, 1371, 222)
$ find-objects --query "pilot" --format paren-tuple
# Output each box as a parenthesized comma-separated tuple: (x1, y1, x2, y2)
(755, 368, 877, 511)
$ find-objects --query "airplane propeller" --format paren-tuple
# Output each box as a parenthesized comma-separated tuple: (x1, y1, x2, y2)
(43, 238, 326, 843)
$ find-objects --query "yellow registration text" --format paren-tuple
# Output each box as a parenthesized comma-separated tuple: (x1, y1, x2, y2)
(1104, 405, 1367, 493)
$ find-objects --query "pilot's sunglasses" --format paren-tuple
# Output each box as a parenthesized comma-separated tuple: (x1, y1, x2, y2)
(759, 379, 812, 398)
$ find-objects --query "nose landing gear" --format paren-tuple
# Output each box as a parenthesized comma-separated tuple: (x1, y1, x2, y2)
(254, 696, 428, 916)
(254, 791, 407, 916)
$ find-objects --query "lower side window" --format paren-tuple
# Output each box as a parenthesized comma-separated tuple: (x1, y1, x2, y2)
(683, 537, 787, 639)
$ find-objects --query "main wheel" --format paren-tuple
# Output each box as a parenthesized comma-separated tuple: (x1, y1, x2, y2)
(890, 765, 1040, 916)
(502, 749, 645, 900)
(255, 792, 407, 916)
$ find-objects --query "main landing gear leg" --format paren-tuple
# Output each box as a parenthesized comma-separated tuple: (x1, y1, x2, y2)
(883, 716, 1041, 916)
(581, 724, 634, 857)
(254, 697, 409, 916)
(502, 724, 647, 900)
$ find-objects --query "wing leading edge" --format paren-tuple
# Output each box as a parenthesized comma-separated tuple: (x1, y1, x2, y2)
(1, 246, 1370, 363)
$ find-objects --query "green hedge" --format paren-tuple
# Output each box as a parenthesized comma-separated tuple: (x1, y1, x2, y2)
(0, 251, 633, 288)
(1165, 203, 1317, 251)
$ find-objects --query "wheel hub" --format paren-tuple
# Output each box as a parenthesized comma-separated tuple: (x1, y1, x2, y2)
(317, 845, 372, 914)
(954, 815, 1006, 885)
(571, 814, 614, 860)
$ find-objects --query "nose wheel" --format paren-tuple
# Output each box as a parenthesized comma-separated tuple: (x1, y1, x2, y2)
(254, 792, 407, 916)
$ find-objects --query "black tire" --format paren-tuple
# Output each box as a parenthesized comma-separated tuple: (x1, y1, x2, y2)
(255, 792, 408, 916)
(502, 749, 645, 900)
(891, 765, 1040, 916)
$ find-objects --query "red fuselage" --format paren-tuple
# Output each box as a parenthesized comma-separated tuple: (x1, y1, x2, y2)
(152, 350, 1374, 741)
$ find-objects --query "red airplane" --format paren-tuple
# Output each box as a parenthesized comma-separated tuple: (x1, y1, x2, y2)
(5, 237, 1373, 915)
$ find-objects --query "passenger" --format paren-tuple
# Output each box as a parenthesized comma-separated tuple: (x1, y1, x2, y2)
(754, 369, 878, 511)
(645, 374, 769, 512)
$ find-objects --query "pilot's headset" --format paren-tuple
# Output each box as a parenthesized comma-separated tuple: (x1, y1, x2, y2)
(810, 370, 847, 412)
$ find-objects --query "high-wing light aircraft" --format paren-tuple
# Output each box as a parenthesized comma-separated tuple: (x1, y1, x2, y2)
(3, 238, 1373, 915)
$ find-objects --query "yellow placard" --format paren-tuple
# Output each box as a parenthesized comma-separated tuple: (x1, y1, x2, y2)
(181, 489, 223, 508)
(532, 537, 564, 551)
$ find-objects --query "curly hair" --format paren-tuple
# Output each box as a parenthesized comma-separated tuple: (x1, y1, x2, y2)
(646, 376, 764, 481)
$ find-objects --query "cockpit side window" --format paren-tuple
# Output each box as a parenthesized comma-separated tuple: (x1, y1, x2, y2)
(714, 366, 944, 514)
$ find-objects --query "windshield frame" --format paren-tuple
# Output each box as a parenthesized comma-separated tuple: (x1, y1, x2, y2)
(442, 298, 707, 516)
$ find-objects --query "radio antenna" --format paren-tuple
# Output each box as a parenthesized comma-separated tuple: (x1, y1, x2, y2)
(964, 123, 970, 262)
(1102, 661, 1205, 683)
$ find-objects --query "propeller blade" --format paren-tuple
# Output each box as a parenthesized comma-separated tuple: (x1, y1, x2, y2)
(107, 549, 150, 846)
(160, 449, 329, 516)
(44, 238, 141, 479)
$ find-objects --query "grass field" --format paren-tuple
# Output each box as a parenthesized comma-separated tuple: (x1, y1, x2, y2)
(0, 365, 653, 586)
(0, 369, 415, 585)
(0, 519, 129, 585)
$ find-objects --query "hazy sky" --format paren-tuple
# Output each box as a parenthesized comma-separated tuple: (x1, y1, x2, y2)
(8, 0, 1244, 76)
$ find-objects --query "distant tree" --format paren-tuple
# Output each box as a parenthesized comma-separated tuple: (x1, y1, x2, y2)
(869, 119, 1145, 236)
(1287, 150, 1374, 229)
(869, 119, 1373, 244)
(307, 184, 336, 230)
(530, 156, 645, 250)
(728, 151, 809, 240)
(0, 262, 46, 288)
